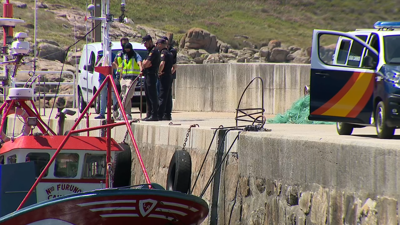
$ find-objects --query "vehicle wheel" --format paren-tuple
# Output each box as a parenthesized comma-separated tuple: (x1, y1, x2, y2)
(113, 142, 132, 188)
(78, 91, 87, 114)
(139, 103, 147, 113)
(95, 93, 100, 114)
(166, 150, 192, 194)
(336, 122, 353, 135)
(375, 101, 395, 139)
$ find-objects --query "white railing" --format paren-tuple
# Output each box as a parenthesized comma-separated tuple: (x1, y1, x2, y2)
(10, 70, 76, 109)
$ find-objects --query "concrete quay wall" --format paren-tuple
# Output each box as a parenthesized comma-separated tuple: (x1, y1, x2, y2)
(174, 63, 311, 115)
(4, 116, 400, 224)
(126, 123, 400, 225)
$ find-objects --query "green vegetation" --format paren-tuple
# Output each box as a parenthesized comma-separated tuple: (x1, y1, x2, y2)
(2, 0, 400, 49)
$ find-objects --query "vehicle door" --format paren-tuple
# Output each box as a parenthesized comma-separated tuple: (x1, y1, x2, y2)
(82, 46, 96, 102)
(309, 30, 379, 124)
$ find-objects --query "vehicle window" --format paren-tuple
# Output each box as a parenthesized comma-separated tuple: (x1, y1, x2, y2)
(82, 154, 106, 179)
(89, 51, 95, 72)
(369, 34, 380, 52)
(0, 155, 4, 165)
(384, 35, 400, 64)
(26, 153, 50, 177)
(319, 34, 374, 68)
(336, 40, 351, 65)
(362, 34, 379, 68)
(7, 155, 16, 164)
(54, 153, 79, 178)
(356, 35, 368, 42)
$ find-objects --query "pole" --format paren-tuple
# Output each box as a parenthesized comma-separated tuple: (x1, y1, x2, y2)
(3, 0, 13, 100)
(34, 0, 38, 115)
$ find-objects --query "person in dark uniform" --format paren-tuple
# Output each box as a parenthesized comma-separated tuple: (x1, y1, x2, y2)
(141, 35, 160, 121)
(156, 38, 173, 120)
(161, 36, 177, 120)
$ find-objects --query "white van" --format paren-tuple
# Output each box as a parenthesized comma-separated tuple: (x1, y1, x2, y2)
(77, 41, 148, 114)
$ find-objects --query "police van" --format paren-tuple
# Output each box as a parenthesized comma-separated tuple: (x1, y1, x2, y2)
(308, 21, 400, 139)
(77, 41, 148, 114)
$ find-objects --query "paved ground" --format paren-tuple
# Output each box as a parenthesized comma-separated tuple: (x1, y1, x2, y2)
(29, 107, 400, 150)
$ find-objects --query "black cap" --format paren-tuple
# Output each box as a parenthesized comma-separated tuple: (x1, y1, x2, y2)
(141, 35, 152, 44)
(161, 36, 169, 41)
(156, 38, 167, 44)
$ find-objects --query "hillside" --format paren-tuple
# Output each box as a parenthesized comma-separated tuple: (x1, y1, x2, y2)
(3, 0, 400, 49)
(4, 0, 400, 48)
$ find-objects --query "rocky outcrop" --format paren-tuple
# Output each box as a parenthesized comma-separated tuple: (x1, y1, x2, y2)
(37, 43, 66, 63)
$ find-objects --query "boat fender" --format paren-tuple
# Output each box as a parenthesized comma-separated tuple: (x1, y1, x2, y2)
(113, 142, 132, 188)
(166, 150, 192, 194)
(0, 107, 31, 142)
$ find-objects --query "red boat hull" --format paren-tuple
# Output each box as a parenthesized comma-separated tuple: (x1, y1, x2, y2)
(0, 188, 209, 225)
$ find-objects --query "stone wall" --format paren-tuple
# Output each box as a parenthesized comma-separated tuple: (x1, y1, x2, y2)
(174, 63, 311, 114)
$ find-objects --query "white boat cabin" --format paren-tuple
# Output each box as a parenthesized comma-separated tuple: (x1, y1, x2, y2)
(0, 135, 122, 202)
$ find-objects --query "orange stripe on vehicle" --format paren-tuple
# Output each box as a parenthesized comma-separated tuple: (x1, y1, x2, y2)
(311, 72, 360, 115)
(322, 72, 373, 117)
(346, 74, 374, 118)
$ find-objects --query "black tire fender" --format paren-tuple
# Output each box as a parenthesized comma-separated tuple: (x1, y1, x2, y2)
(113, 142, 132, 188)
(166, 150, 192, 194)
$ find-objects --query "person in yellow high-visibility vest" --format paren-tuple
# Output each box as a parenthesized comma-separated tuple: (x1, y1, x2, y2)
(115, 42, 143, 120)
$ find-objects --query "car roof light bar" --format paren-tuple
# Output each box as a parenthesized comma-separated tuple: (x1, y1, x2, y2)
(374, 21, 400, 29)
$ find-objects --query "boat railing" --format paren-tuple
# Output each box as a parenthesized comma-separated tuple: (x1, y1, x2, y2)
(8, 70, 76, 112)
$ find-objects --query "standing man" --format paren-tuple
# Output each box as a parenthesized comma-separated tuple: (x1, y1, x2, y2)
(156, 38, 173, 120)
(162, 36, 177, 121)
(141, 35, 160, 121)
(116, 43, 143, 120)
(94, 47, 118, 120)
(112, 37, 129, 116)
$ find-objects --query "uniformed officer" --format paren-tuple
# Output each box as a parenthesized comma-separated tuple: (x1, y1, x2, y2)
(141, 35, 161, 121)
(156, 38, 173, 120)
(161, 36, 177, 121)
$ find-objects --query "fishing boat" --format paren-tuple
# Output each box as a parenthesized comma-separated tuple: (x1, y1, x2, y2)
(0, 0, 209, 224)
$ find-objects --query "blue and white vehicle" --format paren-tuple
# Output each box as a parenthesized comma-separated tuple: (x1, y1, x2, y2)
(309, 21, 400, 139)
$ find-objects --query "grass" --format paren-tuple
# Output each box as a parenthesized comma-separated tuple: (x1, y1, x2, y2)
(3, 0, 400, 49)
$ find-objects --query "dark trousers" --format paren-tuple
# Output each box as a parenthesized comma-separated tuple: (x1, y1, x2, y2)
(158, 74, 172, 118)
(164, 79, 174, 117)
(145, 73, 159, 117)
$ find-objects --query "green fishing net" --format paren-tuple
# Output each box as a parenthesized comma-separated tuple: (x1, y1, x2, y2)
(267, 95, 334, 124)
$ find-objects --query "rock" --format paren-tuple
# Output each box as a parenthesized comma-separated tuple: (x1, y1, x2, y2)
(67, 52, 81, 66)
(176, 53, 191, 64)
(38, 2, 48, 8)
(268, 40, 281, 50)
(259, 46, 270, 60)
(239, 176, 250, 197)
(254, 178, 265, 194)
(227, 49, 240, 56)
(285, 186, 299, 206)
(288, 46, 301, 53)
(249, 207, 265, 225)
(17, 3, 27, 8)
(237, 56, 250, 63)
(360, 198, 377, 225)
(310, 187, 328, 224)
(253, 53, 260, 60)
(193, 57, 205, 64)
(220, 53, 236, 59)
(180, 28, 218, 53)
(343, 195, 361, 224)
(329, 189, 344, 225)
(299, 191, 312, 214)
(376, 197, 397, 225)
(203, 54, 225, 64)
(269, 48, 289, 62)
(38, 43, 66, 62)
